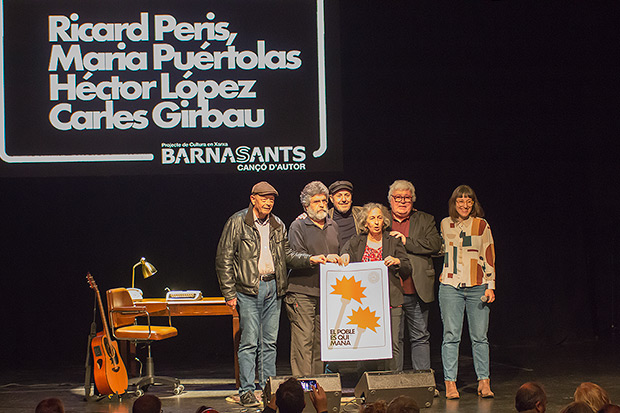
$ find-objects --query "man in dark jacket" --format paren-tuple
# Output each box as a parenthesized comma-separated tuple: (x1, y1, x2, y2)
(216, 181, 326, 407)
(388, 180, 442, 372)
(327, 180, 363, 245)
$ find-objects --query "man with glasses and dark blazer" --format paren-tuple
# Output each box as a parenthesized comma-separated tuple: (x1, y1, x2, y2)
(387, 179, 441, 373)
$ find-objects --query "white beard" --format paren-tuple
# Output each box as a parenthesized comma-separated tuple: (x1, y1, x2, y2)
(307, 208, 328, 221)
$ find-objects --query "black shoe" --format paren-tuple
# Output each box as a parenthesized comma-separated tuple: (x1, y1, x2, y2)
(240, 391, 260, 407)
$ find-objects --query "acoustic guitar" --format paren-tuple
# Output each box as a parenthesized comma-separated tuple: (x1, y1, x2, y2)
(86, 273, 128, 396)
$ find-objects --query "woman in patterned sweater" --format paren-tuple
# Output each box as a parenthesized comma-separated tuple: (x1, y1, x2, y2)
(439, 185, 496, 399)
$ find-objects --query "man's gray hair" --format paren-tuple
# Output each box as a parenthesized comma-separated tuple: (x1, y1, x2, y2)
(300, 181, 329, 208)
(387, 180, 417, 203)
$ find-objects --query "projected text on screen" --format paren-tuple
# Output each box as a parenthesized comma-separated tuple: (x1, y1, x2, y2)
(0, 0, 341, 176)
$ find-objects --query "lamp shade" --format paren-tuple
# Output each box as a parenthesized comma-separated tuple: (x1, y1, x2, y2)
(141, 260, 157, 279)
(129, 257, 158, 300)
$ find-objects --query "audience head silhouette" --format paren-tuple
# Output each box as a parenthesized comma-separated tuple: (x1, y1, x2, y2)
(386, 395, 420, 413)
(132, 394, 162, 413)
(195, 406, 219, 413)
(574, 382, 611, 412)
(35, 398, 64, 413)
(560, 401, 596, 413)
(360, 400, 387, 413)
(276, 378, 306, 413)
(515, 381, 547, 412)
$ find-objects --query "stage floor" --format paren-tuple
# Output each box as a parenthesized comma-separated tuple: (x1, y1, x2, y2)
(1, 340, 618, 413)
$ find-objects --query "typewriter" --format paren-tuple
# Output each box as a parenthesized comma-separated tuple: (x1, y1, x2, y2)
(165, 290, 203, 301)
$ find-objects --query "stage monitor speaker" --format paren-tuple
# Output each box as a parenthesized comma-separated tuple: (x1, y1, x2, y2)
(354, 370, 435, 409)
(264, 374, 341, 413)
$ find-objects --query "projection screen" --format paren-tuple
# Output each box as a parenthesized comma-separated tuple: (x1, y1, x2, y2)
(0, 0, 342, 176)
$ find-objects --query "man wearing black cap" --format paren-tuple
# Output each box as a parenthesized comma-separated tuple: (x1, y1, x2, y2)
(327, 180, 363, 245)
(216, 181, 327, 407)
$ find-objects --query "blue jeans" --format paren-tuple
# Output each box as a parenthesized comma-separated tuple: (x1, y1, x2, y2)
(438, 283, 490, 382)
(399, 293, 431, 371)
(236, 279, 281, 394)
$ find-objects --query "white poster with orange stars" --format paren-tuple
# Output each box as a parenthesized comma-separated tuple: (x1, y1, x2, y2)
(320, 261, 392, 361)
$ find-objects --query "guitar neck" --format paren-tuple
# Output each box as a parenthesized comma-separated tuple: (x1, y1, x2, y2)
(87, 273, 113, 339)
(96, 288, 112, 339)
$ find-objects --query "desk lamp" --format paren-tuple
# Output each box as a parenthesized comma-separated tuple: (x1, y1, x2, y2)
(127, 257, 157, 300)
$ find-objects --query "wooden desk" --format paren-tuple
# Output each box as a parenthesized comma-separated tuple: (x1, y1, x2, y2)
(135, 297, 240, 387)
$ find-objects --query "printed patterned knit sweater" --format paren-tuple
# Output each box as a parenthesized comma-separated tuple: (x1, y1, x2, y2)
(440, 216, 496, 290)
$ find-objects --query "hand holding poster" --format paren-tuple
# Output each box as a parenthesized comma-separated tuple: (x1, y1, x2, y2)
(320, 262, 392, 362)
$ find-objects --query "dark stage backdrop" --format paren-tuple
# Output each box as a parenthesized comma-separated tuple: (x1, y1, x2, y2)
(1, 1, 619, 371)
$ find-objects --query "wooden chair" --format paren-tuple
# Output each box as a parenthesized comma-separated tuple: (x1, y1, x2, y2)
(106, 288, 184, 396)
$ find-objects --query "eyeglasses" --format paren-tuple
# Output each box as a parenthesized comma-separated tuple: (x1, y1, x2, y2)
(456, 199, 474, 206)
(391, 195, 413, 203)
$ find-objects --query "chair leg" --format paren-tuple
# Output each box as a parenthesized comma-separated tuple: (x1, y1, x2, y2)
(130, 343, 183, 395)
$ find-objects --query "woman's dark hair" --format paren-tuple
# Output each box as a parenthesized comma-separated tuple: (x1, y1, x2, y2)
(448, 185, 485, 221)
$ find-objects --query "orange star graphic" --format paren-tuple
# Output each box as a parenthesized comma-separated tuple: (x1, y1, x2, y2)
(347, 307, 381, 332)
(330, 276, 367, 304)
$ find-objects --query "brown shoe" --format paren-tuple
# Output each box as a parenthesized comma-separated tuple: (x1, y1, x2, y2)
(477, 378, 495, 398)
(445, 381, 460, 399)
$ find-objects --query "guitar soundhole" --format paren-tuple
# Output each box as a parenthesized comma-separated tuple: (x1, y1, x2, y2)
(102, 337, 117, 362)
(96, 359, 103, 369)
